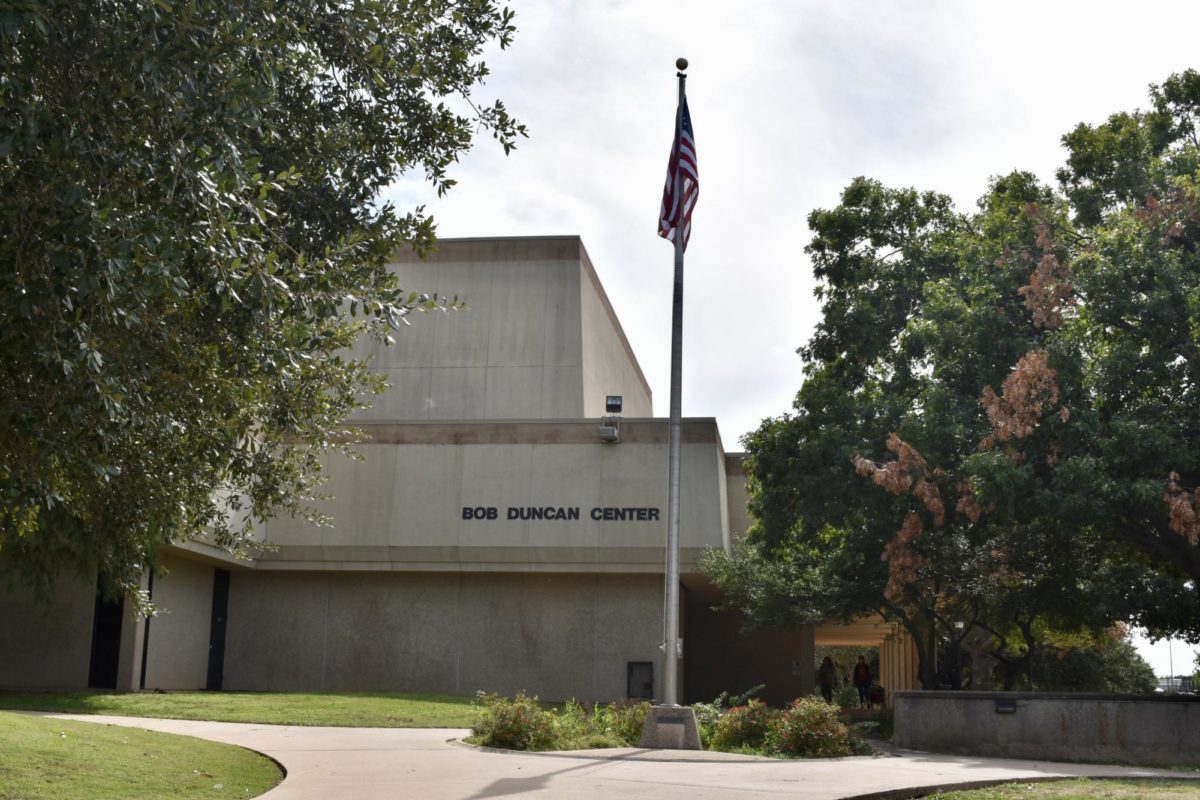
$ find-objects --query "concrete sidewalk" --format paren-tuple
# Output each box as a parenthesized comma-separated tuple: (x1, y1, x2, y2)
(43, 713, 1200, 799)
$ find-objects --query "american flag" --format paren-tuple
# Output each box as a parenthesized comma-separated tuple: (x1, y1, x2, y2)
(658, 97, 698, 249)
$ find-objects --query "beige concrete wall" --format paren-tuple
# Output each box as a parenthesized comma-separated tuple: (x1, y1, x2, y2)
(261, 420, 730, 572)
(712, 443, 731, 554)
(345, 236, 653, 423)
(579, 248, 652, 418)
(348, 238, 587, 421)
(0, 572, 96, 689)
(222, 571, 663, 702)
(139, 554, 215, 690)
(724, 454, 754, 541)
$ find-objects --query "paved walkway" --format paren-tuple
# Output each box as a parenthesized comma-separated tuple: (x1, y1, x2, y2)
(44, 713, 1199, 799)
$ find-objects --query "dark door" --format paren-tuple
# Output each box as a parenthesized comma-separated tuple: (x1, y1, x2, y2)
(627, 661, 654, 700)
(88, 581, 124, 689)
(205, 568, 230, 690)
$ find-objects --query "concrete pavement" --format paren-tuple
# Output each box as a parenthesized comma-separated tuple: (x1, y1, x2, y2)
(42, 713, 1200, 799)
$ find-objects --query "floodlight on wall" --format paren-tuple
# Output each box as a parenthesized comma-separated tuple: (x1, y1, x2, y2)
(600, 395, 622, 442)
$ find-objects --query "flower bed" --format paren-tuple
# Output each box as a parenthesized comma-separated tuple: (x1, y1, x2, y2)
(470, 691, 868, 757)
(470, 693, 648, 751)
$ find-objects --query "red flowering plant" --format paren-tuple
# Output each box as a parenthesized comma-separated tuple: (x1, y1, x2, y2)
(765, 697, 865, 758)
(471, 692, 555, 751)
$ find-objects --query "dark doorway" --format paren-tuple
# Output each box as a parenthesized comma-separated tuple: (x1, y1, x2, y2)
(627, 661, 654, 700)
(683, 601, 811, 706)
(205, 568, 230, 690)
(88, 580, 124, 689)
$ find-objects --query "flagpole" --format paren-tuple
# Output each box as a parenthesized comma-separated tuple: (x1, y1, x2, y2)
(662, 56, 687, 706)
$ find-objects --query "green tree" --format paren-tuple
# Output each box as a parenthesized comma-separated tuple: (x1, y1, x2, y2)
(1022, 626, 1157, 694)
(0, 0, 525, 606)
(708, 72, 1200, 688)
(708, 176, 1133, 689)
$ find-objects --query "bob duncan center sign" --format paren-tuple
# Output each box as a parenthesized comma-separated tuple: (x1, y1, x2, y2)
(462, 506, 662, 522)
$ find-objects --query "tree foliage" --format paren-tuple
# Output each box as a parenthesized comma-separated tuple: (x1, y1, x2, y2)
(1021, 627, 1157, 694)
(0, 0, 525, 606)
(708, 71, 1200, 688)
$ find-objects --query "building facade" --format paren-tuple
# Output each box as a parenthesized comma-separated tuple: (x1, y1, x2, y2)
(1, 236, 917, 704)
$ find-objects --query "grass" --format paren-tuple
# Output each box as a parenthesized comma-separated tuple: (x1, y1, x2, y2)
(0, 710, 281, 800)
(0, 690, 476, 728)
(923, 778, 1200, 799)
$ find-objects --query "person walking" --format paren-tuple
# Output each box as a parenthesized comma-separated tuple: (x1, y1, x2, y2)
(818, 656, 837, 704)
(853, 655, 872, 708)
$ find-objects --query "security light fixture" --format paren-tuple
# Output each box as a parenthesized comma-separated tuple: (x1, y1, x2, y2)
(600, 395, 622, 442)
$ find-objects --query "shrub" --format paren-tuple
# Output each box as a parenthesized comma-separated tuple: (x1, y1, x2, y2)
(765, 697, 864, 758)
(709, 699, 779, 751)
(604, 700, 650, 746)
(692, 699, 722, 748)
(693, 685, 766, 748)
(834, 684, 859, 711)
(471, 692, 555, 751)
(552, 699, 590, 744)
(472, 695, 648, 751)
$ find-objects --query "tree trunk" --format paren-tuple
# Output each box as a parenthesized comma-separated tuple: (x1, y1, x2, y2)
(965, 628, 995, 690)
(893, 609, 939, 690)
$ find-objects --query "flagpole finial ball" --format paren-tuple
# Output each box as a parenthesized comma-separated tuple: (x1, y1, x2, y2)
(675, 57, 688, 71)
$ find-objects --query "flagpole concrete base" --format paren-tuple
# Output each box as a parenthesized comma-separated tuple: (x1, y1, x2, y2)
(639, 705, 702, 750)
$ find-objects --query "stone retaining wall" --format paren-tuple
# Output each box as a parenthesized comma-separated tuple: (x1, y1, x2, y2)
(895, 690, 1200, 767)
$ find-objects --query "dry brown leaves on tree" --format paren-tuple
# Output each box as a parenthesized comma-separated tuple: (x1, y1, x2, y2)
(882, 512, 927, 603)
(853, 434, 947, 527)
(1019, 252, 1073, 330)
(955, 478, 984, 524)
(854, 433, 924, 495)
(854, 435, 950, 603)
(995, 206, 1074, 330)
(979, 349, 1062, 449)
(913, 478, 945, 528)
(1165, 472, 1200, 545)
(1134, 189, 1200, 244)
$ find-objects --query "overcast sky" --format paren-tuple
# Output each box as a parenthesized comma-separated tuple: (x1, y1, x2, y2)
(385, 0, 1200, 675)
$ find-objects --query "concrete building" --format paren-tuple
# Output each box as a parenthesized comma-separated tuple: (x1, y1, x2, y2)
(0, 236, 918, 705)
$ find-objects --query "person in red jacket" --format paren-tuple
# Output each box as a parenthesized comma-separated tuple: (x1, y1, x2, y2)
(853, 655, 872, 708)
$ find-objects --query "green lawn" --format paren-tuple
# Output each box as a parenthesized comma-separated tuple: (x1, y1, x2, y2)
(0, 690, 476, 728)
(0, 711, 282, 800)
(924, 778, 1200, 799)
